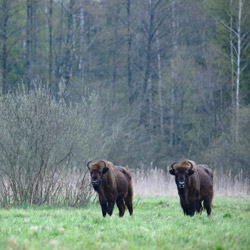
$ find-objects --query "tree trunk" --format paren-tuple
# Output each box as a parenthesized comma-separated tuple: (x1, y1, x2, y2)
(230, 0, 234, 108)
(230, 0, 235, 140)
(141, 0, 154, 125)
(79, 1, 85, 83)
(26, 0, 32, 88)
(111, 4, 120, 102)
(64, 0, 74, 87)
(55, 0, 63, 80)
(32, 0, 38, 77)
(1, 0, 8, 94)
(126, 0, 133, 105)
(235, 0, 243, 143)
(170, 0, 177, 146)
(48, 0, 53, 87)
(156, 29, 164, 137)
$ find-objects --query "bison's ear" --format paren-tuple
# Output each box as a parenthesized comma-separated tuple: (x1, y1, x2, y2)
(188, 169, 194, 176)
(102, 167, 109, 174)
(169, 169, 175, 175)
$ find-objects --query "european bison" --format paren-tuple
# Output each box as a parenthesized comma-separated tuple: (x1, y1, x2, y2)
(87, 160, 133, 217)
(169, 159, 213, 216)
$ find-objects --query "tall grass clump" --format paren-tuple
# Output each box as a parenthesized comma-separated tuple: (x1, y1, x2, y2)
(132, 167, 250, 197)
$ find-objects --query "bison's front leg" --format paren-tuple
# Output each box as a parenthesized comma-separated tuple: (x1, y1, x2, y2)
(181, 200, 195, 216)
(99, 196, 107, 217)
(196, 200, 203, 214)
(107, 200, 115, 216)
(180, 200, 189, 215)
(187, 202, 196, 216)
(101, 203, 107, 217)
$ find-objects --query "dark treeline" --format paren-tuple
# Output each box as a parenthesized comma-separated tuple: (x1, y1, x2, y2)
(0, 0, 250, 176)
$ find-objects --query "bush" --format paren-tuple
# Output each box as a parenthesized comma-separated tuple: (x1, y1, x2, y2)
(0, 85, 91, 206)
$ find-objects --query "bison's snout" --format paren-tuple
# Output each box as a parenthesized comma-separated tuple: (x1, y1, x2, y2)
(92, 180, 99, 186)
(178, 181, 185, 189)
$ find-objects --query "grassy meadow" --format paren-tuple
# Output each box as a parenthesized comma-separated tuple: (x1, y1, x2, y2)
(0, 196, 249, 250)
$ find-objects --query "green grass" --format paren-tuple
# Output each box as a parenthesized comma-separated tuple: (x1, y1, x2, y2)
(0, 196, 249, 250)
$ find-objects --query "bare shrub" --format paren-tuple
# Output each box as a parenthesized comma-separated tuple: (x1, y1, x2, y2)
(0, 168, 95, 207)
(0, 85, 92, 206)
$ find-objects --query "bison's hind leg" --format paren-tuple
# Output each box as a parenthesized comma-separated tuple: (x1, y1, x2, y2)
(204, 197, 212, 216)
(124, 195, 133, 216)
(116, 198, 126, 217)
(124, 180, 133, 216)
(196, 200, 203, 214)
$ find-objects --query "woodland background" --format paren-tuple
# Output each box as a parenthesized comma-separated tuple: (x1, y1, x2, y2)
(0, 0, 250, 205)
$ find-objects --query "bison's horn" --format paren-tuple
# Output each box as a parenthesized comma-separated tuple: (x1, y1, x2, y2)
(170, 162, 177, 169)
(188, 161, 193, 170)
(100, 160, 106, 168)
(87, 161, 92, 169)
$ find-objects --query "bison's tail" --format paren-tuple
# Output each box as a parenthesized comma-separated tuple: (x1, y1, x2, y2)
(128, 179, 133, 198)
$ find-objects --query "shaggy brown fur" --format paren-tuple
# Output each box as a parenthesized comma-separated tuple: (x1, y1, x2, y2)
(169, 159, 213, 216)
(87, 160, 133, 217)
(196, 164, 214, 215)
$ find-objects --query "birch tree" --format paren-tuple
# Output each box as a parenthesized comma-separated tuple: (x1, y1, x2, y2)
(223, 0, 249, 142)
(207, 0, 250, 142)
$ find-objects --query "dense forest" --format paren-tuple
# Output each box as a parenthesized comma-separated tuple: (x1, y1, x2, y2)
(0, 0, 250, 178)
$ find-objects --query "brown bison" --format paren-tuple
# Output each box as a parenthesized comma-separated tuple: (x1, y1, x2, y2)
(87, 160, 133, 217)
(169, 159, 213, 216)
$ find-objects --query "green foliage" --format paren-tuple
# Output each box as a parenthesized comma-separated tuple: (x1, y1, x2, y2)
(0, 196, 249, 249)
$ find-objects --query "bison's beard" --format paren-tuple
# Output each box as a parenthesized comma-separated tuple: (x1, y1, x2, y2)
(93, 184, 100, 192)
(178, 187, 187, 197)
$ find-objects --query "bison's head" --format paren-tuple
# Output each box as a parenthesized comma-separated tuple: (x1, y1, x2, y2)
(87, 160, 109, 191)
(169, 161, 194, 189)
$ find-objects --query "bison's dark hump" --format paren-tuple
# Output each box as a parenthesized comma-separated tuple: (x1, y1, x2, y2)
(198, 164, 213, 179)
(114, 166, 132, 180)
